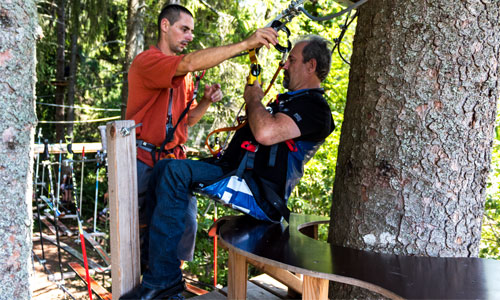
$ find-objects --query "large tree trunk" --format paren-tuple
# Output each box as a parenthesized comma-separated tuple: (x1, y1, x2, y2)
(330, 0, 500, 258)
(55, 0, 66, 141)
(0, 1, 38, 299)
(121, 0, 145, 119)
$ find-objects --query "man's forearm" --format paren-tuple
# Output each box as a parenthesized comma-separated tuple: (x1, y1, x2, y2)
(176, 42, 247, 76)
(187, 98, 211, 126)
(175, 27, 278, 76)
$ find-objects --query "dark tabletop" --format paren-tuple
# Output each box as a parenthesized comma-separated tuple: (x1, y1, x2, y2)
(218, 213, 500, 299)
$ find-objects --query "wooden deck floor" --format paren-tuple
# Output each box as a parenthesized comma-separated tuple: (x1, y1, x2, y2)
(191, 274, 296, 299)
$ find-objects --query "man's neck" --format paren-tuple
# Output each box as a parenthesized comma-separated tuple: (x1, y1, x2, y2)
(290, 82, 321, 92)
(156, 40, 176, 56)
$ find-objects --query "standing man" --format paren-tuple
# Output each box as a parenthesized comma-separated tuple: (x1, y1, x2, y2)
(121, 35, 334, 300)
(125, 4, 278, 272)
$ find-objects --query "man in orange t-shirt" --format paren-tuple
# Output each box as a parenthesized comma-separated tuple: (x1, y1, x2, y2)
(125, 4, 278, 273)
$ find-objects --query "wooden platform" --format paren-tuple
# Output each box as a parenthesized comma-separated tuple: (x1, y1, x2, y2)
(215, 213, 500, 299)
(191, 274, 289, 299)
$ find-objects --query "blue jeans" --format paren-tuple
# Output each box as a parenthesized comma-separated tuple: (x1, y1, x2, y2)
(142, 159, 224, 289)
(137, 160, 198, 266)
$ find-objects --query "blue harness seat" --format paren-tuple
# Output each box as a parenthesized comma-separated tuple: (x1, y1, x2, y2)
(195, 138, 323, 223)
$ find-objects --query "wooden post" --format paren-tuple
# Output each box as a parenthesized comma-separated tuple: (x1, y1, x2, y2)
(227, 249, 248, 300)
(303, 275, 328, 300)
(107, 120, 140, 297)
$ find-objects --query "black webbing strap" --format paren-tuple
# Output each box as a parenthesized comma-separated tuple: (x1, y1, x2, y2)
(268, 144, 278, 167)
(259, 177, 290, 223)
(155, 72, 205, 164)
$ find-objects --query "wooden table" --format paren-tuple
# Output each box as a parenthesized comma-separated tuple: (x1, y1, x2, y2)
(217, 213, 500, 299)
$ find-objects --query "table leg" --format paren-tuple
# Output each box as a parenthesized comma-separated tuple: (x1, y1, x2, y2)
(227, 249, 248, 299)
(303, 275, 328, 300)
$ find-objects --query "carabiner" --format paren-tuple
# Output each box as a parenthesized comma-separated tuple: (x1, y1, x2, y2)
(270, 20, 292, 54)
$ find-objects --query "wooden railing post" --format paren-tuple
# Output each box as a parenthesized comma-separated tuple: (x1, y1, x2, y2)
(107, 120, 140, 298)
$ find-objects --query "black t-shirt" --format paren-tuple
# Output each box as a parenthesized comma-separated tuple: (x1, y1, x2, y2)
(219, 88, 334, 198)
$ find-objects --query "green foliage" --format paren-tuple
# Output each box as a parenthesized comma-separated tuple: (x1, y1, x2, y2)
(480, 113, 500, 259)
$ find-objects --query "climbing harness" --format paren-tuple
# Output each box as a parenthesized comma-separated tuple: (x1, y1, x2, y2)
(143, 70, 206, 164)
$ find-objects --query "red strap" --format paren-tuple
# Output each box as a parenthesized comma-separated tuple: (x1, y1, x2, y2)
(285, 139, 297, 152)
(241, 141, 258, 152)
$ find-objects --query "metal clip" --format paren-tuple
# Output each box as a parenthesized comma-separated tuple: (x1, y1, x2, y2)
(120, 123, 143, 137)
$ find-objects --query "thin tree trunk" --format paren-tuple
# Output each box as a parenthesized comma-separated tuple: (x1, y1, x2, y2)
(55, 0, 66, 141)
(67, 0, 80, 138)
(122, 0, 145, 119)
(0, 1, 38, 299)
(330, 0, 500, 258)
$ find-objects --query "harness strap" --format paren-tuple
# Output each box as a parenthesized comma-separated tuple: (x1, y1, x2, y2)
(259, 177, 290, 223)
(154, 71, 206, 164)
(268, 145, 278, 167)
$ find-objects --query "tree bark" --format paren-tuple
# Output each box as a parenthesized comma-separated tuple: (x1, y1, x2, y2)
(0, 1, 38, 299)
(66, 0, 81, 138)
(121, 0, 145, 119)
(55, 0, 66, 141)
(330, 0, 500, 258)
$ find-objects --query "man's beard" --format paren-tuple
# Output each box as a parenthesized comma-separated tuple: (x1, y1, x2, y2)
(283, 70, 290, 89)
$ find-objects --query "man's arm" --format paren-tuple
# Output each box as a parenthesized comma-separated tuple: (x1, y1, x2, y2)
(243, 82, 301, 146)
(187, 84, 222, 126)
(175, 28, 278, 76)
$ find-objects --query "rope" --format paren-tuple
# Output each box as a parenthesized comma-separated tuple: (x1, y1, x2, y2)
(38, 116, 120, 124)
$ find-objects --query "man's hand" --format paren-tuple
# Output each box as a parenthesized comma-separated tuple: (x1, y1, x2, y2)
(243, 80, 265, 105)
(243, 27, 279, 50)
(202, 83, 223, 103)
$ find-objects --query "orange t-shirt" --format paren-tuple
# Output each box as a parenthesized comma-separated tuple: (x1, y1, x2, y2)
(126, 46, 196, 167)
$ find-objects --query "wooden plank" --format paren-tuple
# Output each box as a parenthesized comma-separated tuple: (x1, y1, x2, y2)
(186, 283, 209, 296)
(68, 262, 112, 300)
(247, 257, 302, 294)
(191, 290, 227, 299)
(43, 211, 73, 236)
(223, 282, 281, 300)
(82, 230, 111, 266)
(227, 249, 248, 300)
(37, 234, 107, 272)
(40, 217, 57, 235)
(34, 142, 102, 154)
(249, 274, 290, 299)
(107, 120, 141, 298)
(303, 275, 328, 300)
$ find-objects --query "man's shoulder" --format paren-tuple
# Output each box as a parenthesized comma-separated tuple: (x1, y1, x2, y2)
(133, 47, 180, 65)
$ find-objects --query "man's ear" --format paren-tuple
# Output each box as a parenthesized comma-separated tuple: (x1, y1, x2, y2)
(160, 18, 170, 33)
(306, 58, 317, 75)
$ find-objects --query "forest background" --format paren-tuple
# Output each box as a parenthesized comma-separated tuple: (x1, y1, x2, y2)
(35, 0, 500, 287)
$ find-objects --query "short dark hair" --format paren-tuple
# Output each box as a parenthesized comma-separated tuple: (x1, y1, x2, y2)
(157, 4, 193, 40)
(297, 35, 333, 82)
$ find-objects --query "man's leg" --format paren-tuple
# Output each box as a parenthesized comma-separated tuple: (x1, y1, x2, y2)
(142, 159, 224, 290)
(137, 160, 153, 273)
(137, 159, 200, 272)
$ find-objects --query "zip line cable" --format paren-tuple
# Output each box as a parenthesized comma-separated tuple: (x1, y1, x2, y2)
(39, 116, 120, 124)
(36, 102, 121, 111)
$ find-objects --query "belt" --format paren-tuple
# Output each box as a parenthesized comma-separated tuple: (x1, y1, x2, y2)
(136, 139, 182, 162)
(136, 140, 160, 152)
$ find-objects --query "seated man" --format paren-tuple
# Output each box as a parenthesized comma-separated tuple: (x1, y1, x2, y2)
(121, 35, 335, 300)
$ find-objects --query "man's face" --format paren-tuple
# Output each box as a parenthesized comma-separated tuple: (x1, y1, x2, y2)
(165, 12, 194, 54)
(283, 42, 308, 91)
